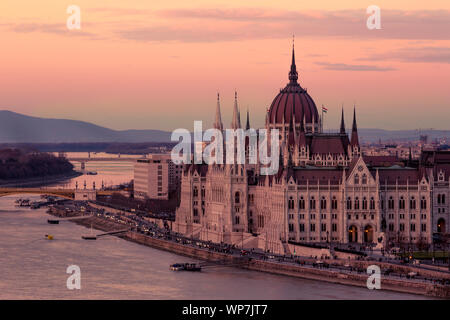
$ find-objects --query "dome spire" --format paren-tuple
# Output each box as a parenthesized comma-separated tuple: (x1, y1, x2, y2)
(289, 35, 298, 85)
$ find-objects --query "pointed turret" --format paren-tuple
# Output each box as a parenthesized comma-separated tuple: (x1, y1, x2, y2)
(231, 91, 241, 129)
(287, 108, 296, 147)
(298, 113, 307, 147)
(245, 108, 250, 130)
(340, 105, 346, 134)
(350, 106, 359, 146)
(214, 93, 223, 131)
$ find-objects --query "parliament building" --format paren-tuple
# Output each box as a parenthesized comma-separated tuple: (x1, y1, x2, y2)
(174, 46, 449, 255)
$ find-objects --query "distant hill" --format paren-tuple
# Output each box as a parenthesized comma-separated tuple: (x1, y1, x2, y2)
(0, 110, 172, 143)
(0, 110, 448, 143)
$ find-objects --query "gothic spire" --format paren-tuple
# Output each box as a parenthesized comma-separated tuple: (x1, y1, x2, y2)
(214, 92, 223, 131)
(350, 105, 359, 146)
(231, 91, 241, 129)
(245, 108, 250, 130)
(340, 105, 346, 134)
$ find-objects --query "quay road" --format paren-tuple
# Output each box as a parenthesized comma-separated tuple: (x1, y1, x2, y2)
(50, 201, 450, 286)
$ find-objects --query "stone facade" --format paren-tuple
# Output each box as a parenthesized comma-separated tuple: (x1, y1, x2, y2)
(173, 48, 449, 255)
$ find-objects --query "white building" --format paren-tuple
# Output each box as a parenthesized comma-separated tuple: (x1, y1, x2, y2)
(134, 154, 182, 200)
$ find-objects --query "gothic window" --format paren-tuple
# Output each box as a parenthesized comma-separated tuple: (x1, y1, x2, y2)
(235, 192, 240, 204)
(362, 197, 368, 210)
(320, 197, 327, 210)
(362, 174, 367, 184)
(399, 196, 405, 210)
(354, 174, 359, 184)
(288, 224, 294, 232)
(354, 197, 360, 210)
(388, 196, 394, 209)
(347, 197, 352, 210)
(193, 186, 198, 197)
(438, 194, 441, 204)
(310, 196, 316, 210)
(193, 208, 198, 216)
(331, 196, 338, 210)
(410, 196, 416, 210)
(235, 215, 240, 225)
(442, 194, 446, 204)
(288, 196, 295, 210)
(370, 197, 375, 210)
(201, 186, 205, 198)
(299, 196, 305, 210)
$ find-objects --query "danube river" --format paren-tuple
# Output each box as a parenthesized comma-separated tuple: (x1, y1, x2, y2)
(0, 156, 432, 299)
(0, 195, 431, 300)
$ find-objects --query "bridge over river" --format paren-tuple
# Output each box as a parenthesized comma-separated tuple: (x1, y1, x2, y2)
(0, 187, 117, 200)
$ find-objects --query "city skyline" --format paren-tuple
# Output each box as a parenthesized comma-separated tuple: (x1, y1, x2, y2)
(1, 0, 450, 131)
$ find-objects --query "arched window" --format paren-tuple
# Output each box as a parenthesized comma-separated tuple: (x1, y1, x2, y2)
(388, 196, 394, 209)
(438, 194, 441, 204)
(442, 194, 446, 204)
(362, 174, 367, 184)
(288, 196, 295, 210)
(362, 197, 368, 210)
(410, 196, 416, 210)
(354, 174, 359, 184)
(193, 186, 198, 197)
(299, 196, 305, 210)
(354, 197, 360, 210)
(347, 197, 352, 210)
(331, 196, 338, 210)
(399, 196, 405, 210)
(235, 192, 240, 204)
(370, 197, 375, 210)
(235, 215, 240, 225)
(320, 197, 327, 210)
(421, 196, 427, 209)
(310, 196, 316, 210)
(201, 186, 205, 198)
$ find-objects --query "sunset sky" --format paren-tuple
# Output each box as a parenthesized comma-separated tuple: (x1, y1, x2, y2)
(0, 0, 449, 131)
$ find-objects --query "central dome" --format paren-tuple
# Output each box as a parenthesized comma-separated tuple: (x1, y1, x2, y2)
(267, 47, 319, 126)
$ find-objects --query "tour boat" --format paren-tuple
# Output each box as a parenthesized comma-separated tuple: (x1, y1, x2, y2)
(82, 223, 97, 240)
(47, 219, 59, 224)
(81, 236, 97, 240)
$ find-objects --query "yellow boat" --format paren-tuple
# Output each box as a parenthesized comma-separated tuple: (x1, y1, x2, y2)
(45, 234, 54, 240)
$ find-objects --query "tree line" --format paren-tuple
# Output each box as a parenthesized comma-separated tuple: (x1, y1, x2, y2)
(0, 148, 74, 180)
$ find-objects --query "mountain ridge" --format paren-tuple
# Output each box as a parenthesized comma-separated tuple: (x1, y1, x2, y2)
(0, 110, 448, 143)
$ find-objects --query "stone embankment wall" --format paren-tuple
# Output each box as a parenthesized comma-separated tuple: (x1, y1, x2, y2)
(50, 210, 450, 299)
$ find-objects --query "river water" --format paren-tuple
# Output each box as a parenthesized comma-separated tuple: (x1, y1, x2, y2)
(0, 154, 432, 299)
